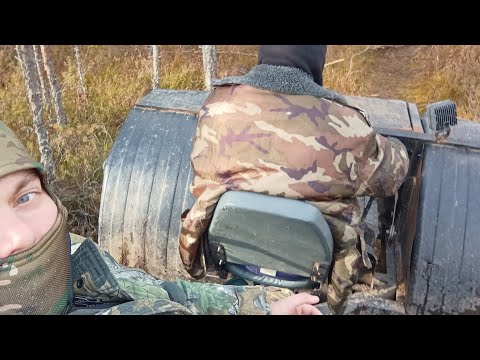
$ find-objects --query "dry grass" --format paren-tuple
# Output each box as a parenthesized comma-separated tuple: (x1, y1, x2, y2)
(405, 45, 480, 120)
(1, 45, 479, 238)
(323, 45, 372, 95)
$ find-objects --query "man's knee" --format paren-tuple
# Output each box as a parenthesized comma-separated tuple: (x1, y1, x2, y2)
(333, 248, 361, 274)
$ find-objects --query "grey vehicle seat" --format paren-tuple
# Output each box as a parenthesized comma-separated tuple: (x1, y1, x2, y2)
(207, 191, 334, 289)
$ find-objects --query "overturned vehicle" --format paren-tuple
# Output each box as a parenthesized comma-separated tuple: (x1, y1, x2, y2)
(97, 89, 480, 315)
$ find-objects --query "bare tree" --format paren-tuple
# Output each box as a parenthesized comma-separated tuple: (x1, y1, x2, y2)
(33, 45, 51, 115)
(40, 45, 67, 127)
(151, 45, 160, 89)
(16, 45, 56, 181)
(201, 45, 217, 90)
(74, 45, 87, 96)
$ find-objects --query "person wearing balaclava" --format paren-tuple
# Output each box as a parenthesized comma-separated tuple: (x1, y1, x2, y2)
(0, 121, 72, 315)
(0, 120, 322, 315)
(179, 45, 410, 314)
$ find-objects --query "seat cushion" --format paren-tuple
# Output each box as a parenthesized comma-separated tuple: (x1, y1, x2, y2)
(208, 191, 334, 279)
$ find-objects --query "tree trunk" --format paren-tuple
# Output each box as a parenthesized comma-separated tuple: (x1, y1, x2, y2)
(74, 45, 87, 96)
(40, 45, 67, 127)
(16, 45, 56, 181)
(201, 45, 217, 90)
(152, 45, 160, 89)
(33, 45, 51, 115)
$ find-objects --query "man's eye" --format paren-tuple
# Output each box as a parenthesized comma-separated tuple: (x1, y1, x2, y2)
(17, 193, 35, 205)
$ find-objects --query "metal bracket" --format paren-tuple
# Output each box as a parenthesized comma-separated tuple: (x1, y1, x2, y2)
(387, 192, 399, 243)
(210, 243, 228, 279)
(310, 262, 329, 284)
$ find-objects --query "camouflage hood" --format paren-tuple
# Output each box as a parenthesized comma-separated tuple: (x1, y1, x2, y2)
(0, 121, 47, 184)
(213, 64, 347, 105)
(0, 120, 73, 315)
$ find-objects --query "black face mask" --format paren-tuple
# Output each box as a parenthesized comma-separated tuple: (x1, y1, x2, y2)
(258, 45, 327, 86)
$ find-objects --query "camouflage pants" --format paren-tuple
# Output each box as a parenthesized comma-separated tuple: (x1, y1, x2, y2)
(311, 200, 365, 315)
(327, 247, 361, 314)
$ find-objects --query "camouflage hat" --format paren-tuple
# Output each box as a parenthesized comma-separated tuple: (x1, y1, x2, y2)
(0, 120, 47, 182)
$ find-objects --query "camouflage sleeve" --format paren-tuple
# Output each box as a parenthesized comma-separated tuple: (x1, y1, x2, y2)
(356, 133, 410, 197)
(179, 182, 226, 276)
(161, 280, 271, 315)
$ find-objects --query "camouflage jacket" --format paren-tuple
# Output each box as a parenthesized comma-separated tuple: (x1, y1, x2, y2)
(179, 65, 409, 274)
(69, 238, 271, 315)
